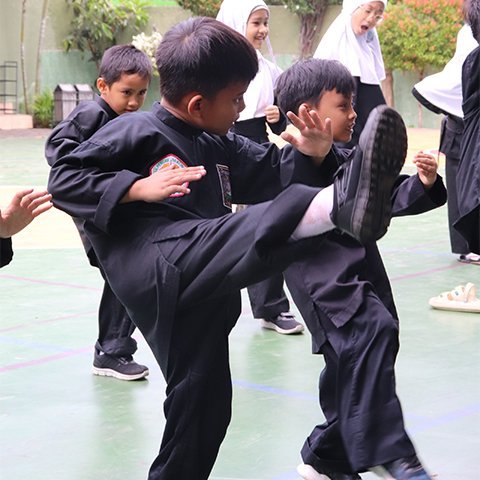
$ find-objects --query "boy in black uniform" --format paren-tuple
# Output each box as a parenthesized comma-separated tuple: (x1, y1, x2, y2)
(46, 45, 154, 380)
(275, 59, 447, 480)
(47, 18, 408, 480)
(0, 188, 52, 267)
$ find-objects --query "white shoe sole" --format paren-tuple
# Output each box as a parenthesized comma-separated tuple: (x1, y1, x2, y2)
(261, 319, 304, 334)
(92, 366, 149, 381)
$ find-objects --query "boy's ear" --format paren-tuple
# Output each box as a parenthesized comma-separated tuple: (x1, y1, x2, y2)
(186, 93, 204, 120)
(96, 77, 107, 94)
(300, 101, 314, 111)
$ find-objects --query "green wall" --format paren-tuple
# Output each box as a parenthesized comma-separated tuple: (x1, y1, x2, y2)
(0, 0, 441, 127)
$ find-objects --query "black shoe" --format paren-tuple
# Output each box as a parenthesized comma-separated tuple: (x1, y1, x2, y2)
(261, 312, 304, 334)
(370, 454, 433, 479)
(297, 463, 361, 480)
(331, 105, 407, 243)
(93, 350, 149, 381)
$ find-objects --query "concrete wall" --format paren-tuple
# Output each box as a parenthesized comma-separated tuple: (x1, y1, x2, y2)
(0, 0, 441, 127)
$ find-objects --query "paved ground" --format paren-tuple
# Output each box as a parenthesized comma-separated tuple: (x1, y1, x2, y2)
(1, 126, 479, 480)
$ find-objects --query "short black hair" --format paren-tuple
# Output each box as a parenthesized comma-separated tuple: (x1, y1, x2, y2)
(155, 17, 259, 105)
(99, 44, 152, 85)
(465, 0, 480, 43)
(275, 59, 356, 115)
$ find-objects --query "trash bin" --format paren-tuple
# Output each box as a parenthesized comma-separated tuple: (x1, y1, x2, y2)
(75, 83, 94, 104)
(54, 84, 77, 123)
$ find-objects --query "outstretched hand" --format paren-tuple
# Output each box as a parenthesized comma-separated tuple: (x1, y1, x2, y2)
(0, 188, 53, 238)
(280, 104, 333, 163)
(413, 151, 438, 189)
(122, 165, 207, 203)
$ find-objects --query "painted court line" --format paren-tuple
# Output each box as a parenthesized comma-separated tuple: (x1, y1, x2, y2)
(0, 311, 97, 333)
(0, 273, 101, 291)
(0, 346, 92, 373)
(389, 262, 464, 282)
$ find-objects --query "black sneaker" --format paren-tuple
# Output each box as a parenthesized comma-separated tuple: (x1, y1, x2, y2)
(370, 454, 433, 479)
(297, 463, 361, 480)
(93, 350, 149, 381)
(261, 312, 304, 334)
(331, 105, 407, 243)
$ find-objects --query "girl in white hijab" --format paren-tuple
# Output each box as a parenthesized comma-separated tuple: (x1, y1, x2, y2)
(216, 0, 304, 336)
(216, 0, 286, 142)
(314, 0, 387, 147)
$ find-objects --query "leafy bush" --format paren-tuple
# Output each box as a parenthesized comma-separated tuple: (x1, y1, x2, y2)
(33, 90, 54, 128)
(379, 0, 463, 76)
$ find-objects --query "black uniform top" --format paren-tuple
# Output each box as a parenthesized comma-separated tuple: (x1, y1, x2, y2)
(456, 46, 480, 253)
(45, 95, 119, 264)
(48, 101, 310, 236)
(283, 146, 447, 352)
(46, 96, 118, 167)
(0, 237, 13, 268)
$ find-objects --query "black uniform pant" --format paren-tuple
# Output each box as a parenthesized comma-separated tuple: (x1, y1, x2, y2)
(73, 217, 137, 357)
(92, 184, 320, 480)
(440, 116, 469, 255)
(300, 293, 416, 474)
(96, 268, 137, 357)
(247, 273, 290, 318)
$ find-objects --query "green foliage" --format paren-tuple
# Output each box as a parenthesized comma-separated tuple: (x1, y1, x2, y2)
(378, 0, 463, 76)
(175, 0, 221, 17)
(32, 90, 54, 128)
(63, 0, 151, 67)
(276, 1, 340, 58)
(174, 0, 341, 56)
(275, 0, 341, 14)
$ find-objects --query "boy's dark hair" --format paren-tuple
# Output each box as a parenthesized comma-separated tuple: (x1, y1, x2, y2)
(275, 59, 356, 115)
(465, 0, 480, 43)
(155, 17, 258, 105)
(99, 44, 152, 85)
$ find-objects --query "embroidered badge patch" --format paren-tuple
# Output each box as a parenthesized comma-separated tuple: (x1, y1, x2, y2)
(216, 164, 232, 209)
(150, 154, 189, 198)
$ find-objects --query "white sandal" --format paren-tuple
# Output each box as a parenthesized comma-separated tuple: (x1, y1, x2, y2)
(429, 283, 480, 313)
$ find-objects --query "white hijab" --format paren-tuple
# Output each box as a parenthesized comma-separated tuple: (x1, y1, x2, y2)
(216, 0, 282, 120)
(313, 0, 387, 85)
(414, 25, 478, 118)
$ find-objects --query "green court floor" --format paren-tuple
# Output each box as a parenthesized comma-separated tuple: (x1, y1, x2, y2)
(0, 130, 479, 480)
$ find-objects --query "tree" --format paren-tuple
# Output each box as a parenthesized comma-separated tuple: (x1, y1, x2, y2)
(175, 0, 221, 17)
(274, 0, 342, 58)
(20, 0, 29, 114)
(35, 0, 49, 96)
(378, 0, 463, 124)
(63, 0, 151, 68)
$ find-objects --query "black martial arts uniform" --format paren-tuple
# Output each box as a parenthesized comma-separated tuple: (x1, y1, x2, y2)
(283, 147, 447, 474)
(232, 111, 294, 320)
(48, 102, 324, 480)
(455, 46, 480, 254)
(46, 96, 138, 358)
(0, 237, 13, 268)
(439, 115, 470, 254)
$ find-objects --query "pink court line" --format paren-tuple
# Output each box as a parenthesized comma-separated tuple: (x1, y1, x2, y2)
(0, 273, 101, 291)
(390, 262, 463, 282)
(0, 346, 92, 373)
(0, 311, 97, 333)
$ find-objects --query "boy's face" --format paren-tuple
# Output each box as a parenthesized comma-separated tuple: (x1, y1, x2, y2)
(245, 8, 269, 50)
(97, 73, 150, 115)
(312, 90, 357, 143)
(198, 81, 248, 135)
